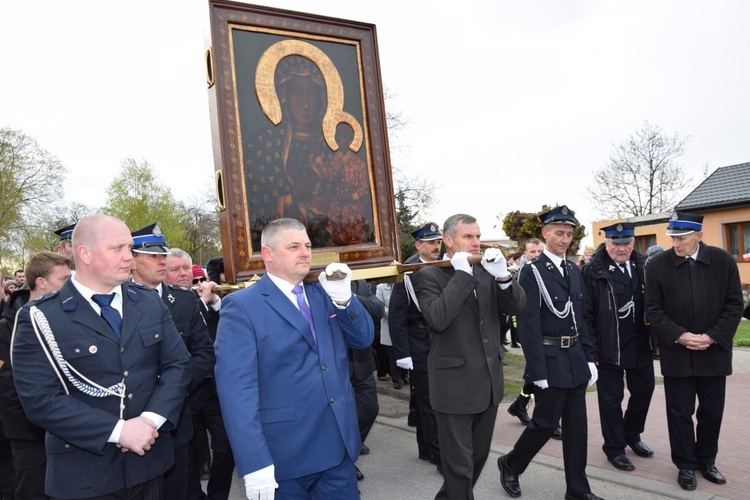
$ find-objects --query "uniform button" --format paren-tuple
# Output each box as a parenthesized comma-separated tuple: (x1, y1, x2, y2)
(329, 398, 335, 404)
(64, 443, 70, 449)
(483, 338, 489, 343)
(74, 348, 80, 353)
(321, 365, 327, 371)
(120, 347, 125, 353)
(179, 331, 184, 336)
(486, 357, 492, 362)
(154, 334, 160, 339)
(123, 371, 129, 377)
(128, 393, 134, 400)
(479, 320, 485, 326)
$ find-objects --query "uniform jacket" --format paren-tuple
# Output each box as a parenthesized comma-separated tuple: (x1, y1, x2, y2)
(582, 245, 652, 367)
(11, 280, 191, 499)
(0, 288, 44, 441)
(160, 283, 215, 448)
(214, 274, 374, 480)
(644, 242, 743, 377)
(390, 253, 431, 367)
(517, 253, 595, 388)
(411, 263, 525, 414)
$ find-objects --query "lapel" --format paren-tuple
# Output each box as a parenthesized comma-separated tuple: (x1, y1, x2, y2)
(473, 264, 492, 318)
(261, 275, 318, 352)
(120, 284, 145, 345)
(539, 253, 568, 290)
(60, 281, 120, 345)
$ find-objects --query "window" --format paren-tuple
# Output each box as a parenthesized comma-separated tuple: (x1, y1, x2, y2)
(725, 222, 750, 260)
(634, 234, 657, 255)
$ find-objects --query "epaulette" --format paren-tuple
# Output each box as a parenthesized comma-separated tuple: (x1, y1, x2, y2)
(166, 284, 192, 292)
(31, 290, 59, 303)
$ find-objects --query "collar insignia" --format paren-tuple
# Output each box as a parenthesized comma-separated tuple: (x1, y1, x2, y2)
(167, 293, 175, 304)
(608, 265, 616, 272)
(545, 261, 554, 271)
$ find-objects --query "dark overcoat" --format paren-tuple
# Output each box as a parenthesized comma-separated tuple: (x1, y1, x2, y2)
(644, 242, 743, 377)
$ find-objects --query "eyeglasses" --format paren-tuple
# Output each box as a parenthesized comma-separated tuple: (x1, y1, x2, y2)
(192, 277, 206, 284)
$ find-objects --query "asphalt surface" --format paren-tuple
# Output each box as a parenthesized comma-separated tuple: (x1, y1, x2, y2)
(216, 344, 750, 499)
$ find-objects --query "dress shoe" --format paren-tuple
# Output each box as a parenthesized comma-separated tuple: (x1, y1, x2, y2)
(552, 425, 563, 440)
(418, 451, 438, 465)
(393, 381, 402, 390)
(497, 455, 521, 498)
(507, 395, 531, 425)
(564, 493, 604, 500)
(511, 343, 520, 348)
(360, 444, 370, 455)
(355, 465, 364, 481)
(677, 469, 697, 490)
(402, 374, 410, 385)
(628, 441, 654, 457)
(700, 464, 727, 484)
(377, 375, 389, 381)
(608, 455, 635, 471)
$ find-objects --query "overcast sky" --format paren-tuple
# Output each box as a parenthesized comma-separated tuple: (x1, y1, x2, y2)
(2, 0, 749, 248)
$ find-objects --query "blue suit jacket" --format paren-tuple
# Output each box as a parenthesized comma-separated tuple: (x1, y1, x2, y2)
(11, 280, 191, 499)
(214, 274, 374, 480)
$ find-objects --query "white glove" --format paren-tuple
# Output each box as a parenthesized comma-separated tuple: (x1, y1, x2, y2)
(451, 252, 473, 275)
(244, 464, 277, 500)
(396, 357, 414, 370)
(318, 263, 352, 303)
(481, 248, 510, 279)
(532, 379, 549, 390)
(588, 362, 598, 387)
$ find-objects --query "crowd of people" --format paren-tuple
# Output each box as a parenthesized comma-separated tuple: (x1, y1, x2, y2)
(0, 206, 747, 500)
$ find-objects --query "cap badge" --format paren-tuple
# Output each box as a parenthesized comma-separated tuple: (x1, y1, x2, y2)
(671, 213, 678, 221)
(153, 224, 163, 237)
(616, 224, 623, 232)
(561, 207, 569, 215)
(430, 224, 437, 232)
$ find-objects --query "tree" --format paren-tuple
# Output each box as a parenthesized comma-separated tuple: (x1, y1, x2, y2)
(178, 192, 222, 267)
(104, 158, 191, 250)
(587, 121, 691, 218)
(502, 205, 586, 255)
(0, 127, 67, 266)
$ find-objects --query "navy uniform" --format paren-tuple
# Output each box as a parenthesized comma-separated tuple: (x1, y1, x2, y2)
(583, 223, 655, 471)
(12, 280, 191, 499)
(130, 224, 216, 499)
(499, 206, 601, 500)
(389, 223, 443, 469)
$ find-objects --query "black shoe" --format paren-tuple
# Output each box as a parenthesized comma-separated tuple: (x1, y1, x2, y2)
(608, 455, 635, 471)
(360, 444, 370, 455)
(507, 396, 531, 425)
(418, 451, 438, 465)
(200, 462, 210, 481)
(407, 416, 417, 427)
(402, 373, 410, 385)
(700, 465, 727, 484)
(628, 441, 654, 457)
(511, 343, 520, 348)
(393, 381, 402, 390)
(497, 455, 521, 498)
(677, 469, 696, 490)
(564, 494, 604, 500)
(552, 425, 563, 440)
(355, 465, 364, 481)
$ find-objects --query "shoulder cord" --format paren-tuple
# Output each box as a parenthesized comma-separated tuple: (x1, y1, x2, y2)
(618, 298, 635, 320)
(529, 263, 579, 332)
(403, 274, 421, 313)
(29, 306, 126, 419)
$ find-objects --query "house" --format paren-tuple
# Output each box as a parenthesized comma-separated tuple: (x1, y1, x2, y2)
(592, 161, 750, 288)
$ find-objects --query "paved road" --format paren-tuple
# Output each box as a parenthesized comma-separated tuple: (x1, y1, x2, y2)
(218, 345, 750, 499)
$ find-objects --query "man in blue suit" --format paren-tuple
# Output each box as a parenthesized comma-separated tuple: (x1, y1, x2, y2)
(215, 218, 374, 499)
(12, 214, 191, 499)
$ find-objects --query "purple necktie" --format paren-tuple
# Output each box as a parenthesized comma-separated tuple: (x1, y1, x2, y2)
(292, 285, 317, 344)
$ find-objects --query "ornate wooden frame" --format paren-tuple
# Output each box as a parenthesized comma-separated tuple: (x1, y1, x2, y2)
(207, 1, 399, 282)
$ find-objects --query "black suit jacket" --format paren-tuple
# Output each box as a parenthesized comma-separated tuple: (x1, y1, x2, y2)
(412, 263, 525, 414)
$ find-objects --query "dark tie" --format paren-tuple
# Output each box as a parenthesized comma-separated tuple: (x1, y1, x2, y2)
(561, 260, 570, 285)
(292, 285, 317, 344)
(91, 293, 122, 338)
(619, 263, 629, 276)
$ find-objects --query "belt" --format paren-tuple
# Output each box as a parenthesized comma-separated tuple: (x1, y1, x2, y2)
(542, 334, 580, 348)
